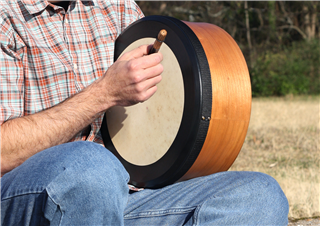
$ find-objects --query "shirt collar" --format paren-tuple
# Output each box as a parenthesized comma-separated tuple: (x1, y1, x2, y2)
(20, 0, 50, 15)
(20, 0, 75, 15)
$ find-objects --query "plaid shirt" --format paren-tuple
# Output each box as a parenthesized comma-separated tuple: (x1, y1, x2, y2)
(0, 0, 144, 144)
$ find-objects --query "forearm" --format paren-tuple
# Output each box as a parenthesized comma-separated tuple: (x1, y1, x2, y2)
(0, 79, 110, 176)
(1, 45, 163, 176)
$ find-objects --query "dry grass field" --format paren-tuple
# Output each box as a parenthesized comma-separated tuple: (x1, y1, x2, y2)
(229, 95, 319, 220)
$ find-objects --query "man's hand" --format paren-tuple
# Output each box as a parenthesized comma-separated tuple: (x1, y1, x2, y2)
(93, 45, 163, 108)
(1, 45, 163, 176)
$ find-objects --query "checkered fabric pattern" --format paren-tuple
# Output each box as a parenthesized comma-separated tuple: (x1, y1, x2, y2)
(0, 0, 143, 144)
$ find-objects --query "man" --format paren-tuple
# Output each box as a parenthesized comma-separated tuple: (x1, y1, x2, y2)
(0, 0, 289, 225)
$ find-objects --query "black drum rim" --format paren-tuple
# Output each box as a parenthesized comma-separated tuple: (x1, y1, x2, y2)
(101, 15, 212, 189)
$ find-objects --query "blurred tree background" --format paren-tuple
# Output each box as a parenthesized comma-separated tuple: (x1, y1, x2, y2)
(137, 1, 320, 97)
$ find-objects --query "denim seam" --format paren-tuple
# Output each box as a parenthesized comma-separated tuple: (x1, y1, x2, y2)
(46, 189, 64, 226)
(124, 178, 222, 219)
(192, 194, 217, 226)
(124, 207, 196, 219)
(1, 190, 46, 201)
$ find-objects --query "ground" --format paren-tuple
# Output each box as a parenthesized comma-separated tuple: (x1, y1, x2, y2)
(288, 217, 320, 226)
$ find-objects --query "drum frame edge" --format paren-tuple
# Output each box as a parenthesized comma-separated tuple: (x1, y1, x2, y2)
(101, 16, 213, 189)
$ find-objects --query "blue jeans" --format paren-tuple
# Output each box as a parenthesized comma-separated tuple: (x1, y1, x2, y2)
(1, 141, 289, 225)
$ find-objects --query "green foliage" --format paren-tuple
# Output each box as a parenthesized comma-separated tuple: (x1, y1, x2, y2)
(250, 40, 320, 97)
(137, 1, 319, 97)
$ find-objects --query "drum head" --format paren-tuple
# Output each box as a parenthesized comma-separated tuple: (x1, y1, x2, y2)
(106, 39, 185, 166)
(101, 16, 212, 188)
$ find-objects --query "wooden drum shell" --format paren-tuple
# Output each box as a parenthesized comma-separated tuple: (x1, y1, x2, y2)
(180, 22, 251, 181)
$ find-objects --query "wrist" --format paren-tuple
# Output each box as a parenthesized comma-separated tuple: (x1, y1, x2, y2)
(79, 77, 115, 115)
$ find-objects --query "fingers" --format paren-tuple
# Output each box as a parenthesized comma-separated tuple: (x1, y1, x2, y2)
(137, 68, 162, 92)
(119, 45, 150, 60)
(127, 61, 163, 84)
(142, 85, 158, 102)
(125, 62, 163, 103)
(119, 45, 163, 70)
(143, 53, 163, 70)
(133, 75, 162, 102)
(126, 54, 162, 75)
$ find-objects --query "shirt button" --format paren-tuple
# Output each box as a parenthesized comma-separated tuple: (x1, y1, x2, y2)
(74, 63, 78, 70)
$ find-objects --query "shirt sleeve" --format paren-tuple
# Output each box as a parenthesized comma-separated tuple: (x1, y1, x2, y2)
(117, 0, 144, 33)
(0, 11, 26, 125)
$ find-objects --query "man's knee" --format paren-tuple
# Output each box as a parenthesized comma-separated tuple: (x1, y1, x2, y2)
(1, 141, 130, 225)
(2, 141, 129, 201)
(243, 172, 289, 225)
(59, 141, 128, 177)
(44, 141, 130, 225)
(194, 171, 289, 225)
(46, 141, 129, 181)
(47, 141, 130, 190)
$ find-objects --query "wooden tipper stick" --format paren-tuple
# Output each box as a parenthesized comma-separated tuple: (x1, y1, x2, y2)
(148, 29, 167, 54)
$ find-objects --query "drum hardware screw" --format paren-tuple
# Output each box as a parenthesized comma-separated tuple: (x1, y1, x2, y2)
(201, 116, 211, 121)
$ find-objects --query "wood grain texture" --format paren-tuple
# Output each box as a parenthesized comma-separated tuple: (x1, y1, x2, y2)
(180, 22, 252, 180)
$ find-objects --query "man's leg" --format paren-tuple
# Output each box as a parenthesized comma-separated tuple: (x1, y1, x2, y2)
(1, 141, 129, 226)
(125, 171, 289, 226)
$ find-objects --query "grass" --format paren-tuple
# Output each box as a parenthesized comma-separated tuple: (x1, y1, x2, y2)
(229, 95, 319, 219)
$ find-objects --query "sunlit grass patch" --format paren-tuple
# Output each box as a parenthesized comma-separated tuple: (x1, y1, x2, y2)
(229, 96, 320, 219)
